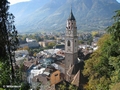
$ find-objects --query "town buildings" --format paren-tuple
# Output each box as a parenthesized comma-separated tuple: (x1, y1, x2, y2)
(15, 9, 96, 90)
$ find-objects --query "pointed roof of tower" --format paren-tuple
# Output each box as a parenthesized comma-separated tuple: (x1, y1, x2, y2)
(68, 9, 76, 21)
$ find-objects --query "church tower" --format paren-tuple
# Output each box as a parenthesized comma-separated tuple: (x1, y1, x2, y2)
(65, 9, 78, 82)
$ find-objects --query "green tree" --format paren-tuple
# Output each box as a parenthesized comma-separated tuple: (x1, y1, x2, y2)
(111, 83, 120, 90)
(106, 10, 120, 89)
(68, 84, 78, 90)
(47, 42, 56, 49)
(78, 40, 84, 44)
(36, 82, 41, 90)
(58, 81, 78, 90)
(83, 10, 120, 90)
(91, 31, 99, 37)
(107, 10, 120, 42)
(0, 0, 19, 87)
(0, 58, 11, 87)
(20, 82, 30, 90)
(58, 81, 67, 90)
(83, 34, 111, 90)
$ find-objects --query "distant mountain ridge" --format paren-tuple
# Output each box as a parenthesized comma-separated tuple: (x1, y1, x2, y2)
(9, 0, 120, 33)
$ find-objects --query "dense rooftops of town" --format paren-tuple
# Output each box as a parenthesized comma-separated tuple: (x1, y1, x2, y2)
(14, 31, 102, 90)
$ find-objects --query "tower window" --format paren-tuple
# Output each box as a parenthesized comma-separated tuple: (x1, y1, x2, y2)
(68, 40, 70, 46)
(75, 40, 76, 46)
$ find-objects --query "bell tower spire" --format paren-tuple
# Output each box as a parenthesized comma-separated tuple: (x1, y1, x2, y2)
(65, 8, 78, 82)
(68, 8, 76, 21)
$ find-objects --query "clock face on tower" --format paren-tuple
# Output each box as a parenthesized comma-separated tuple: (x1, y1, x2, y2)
(68, 30, 71, 35)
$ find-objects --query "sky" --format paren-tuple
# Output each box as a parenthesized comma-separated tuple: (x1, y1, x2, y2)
(117, 0, 120, 3)
(8, 0, 120, 5)
(8, 0, 31, 5)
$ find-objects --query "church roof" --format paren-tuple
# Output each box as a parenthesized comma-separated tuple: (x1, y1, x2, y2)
(68, 9, 76, 21)
(71, 70, 80, 87)
(67, 65, 74, 76)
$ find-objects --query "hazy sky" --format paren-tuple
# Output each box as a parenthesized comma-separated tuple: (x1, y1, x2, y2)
(8, 0, 31, 5)
(8, 0, 120, 5)
(117, 0, 120, 2)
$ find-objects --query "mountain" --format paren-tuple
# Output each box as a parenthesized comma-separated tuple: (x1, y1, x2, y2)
(9, 0, 120, 33)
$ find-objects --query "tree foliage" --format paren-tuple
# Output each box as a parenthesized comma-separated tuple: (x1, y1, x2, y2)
(20, 82, 30, 90)
(0, 0, 19, 88)
(0, 58, 11, 87)
(46, 42, 56, 49)
(57, 81, 78, 90)
(83, 10, 120, 90)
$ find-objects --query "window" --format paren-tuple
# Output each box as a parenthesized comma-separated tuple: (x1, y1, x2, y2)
(69, 26, 70, 29)
(68, 40, 70, 46)
(75, 40, 76, 46)
(55, 74, 58, 76)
